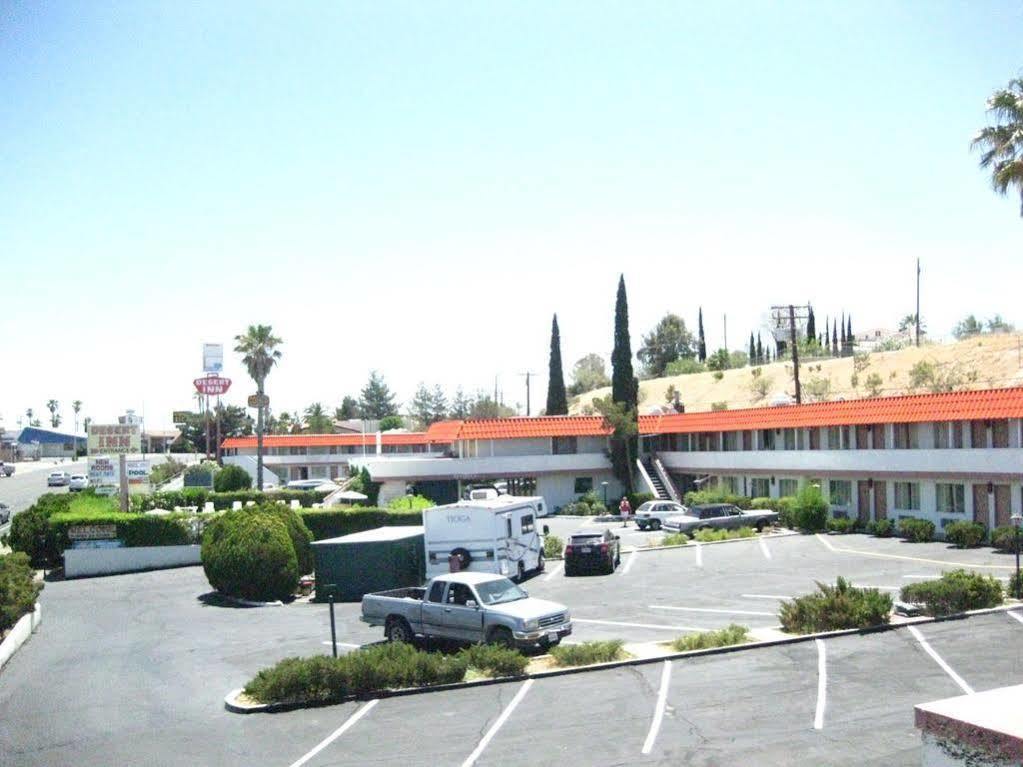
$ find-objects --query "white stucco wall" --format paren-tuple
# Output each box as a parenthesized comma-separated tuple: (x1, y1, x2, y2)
(64, 545, 201, 578)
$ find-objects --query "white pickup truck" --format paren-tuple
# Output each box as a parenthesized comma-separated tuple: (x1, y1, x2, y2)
(361, 571, 572, 650)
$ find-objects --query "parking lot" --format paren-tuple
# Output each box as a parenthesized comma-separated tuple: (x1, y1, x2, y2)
(1, 532, 1020, 766)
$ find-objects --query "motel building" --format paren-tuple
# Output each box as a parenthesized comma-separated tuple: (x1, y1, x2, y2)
(222, 386, 1023, 531)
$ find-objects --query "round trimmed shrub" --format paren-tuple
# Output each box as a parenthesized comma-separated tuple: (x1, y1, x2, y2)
(262, 505, 314, 575)
(202, 511, 298, 601)
(943, 521, 986, 549)
(792, 486, 828, 533)
(214, 464, 252, 492)
(991, 526, 1020, 553)
(866, 519, 895, 537)
(898, 517, 935, 543)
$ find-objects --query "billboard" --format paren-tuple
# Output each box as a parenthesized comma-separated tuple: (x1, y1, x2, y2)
(203, 343, 224, 373)
(88, 424, 141, 455)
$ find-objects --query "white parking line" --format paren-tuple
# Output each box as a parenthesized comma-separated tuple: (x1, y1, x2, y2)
(908, 626, 974, 695)
(903, 574, 941, 579)
(815, 533, 836, 552)
(287, 699, 378, 767)
(649, 605, 775, 617)
(814, 639, 827, 730)
(620, 550, 637, 576)
(544, 562, 565, 581)
(574, 618, 709, 632)
(742, 594, 794, 600)
(460, 679, 533, 767)
(1007, 610, 1023, 626)
(320, 641, 363, 649)
(695, 542, 703, 568)
(758, 537, 772, 560)
(641, 660, 672, 755)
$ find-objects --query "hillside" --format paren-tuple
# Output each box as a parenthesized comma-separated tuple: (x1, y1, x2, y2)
(570, 334, 1023, 415)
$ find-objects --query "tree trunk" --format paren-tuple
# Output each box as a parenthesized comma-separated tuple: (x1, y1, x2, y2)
(256, 380, 265, 491)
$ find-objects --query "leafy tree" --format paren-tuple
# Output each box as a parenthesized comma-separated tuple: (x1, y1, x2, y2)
(429, 385, 448, 422)
(214, 464, 252, 492)
(46, 400, 59, 428)
(987, 314, 1015, 333)
(593, 396, 637, 493)
(706, 348, 731, 371)
(729, 350, 749, 368)
(449, 388, 472, 419)
(972, 77, 1023, 217)
(234, 324, 283, 490)
(410, 384, 448, 427)
(303, 403, 333, 434)
(359, 371, 398, 419)
(335, 396, 360, 420)
(898, 313, 926, 335)
(697, 307, 707, 362)
(468, 394, 515, 419)
(824, 317, 830, 352)
(846, 315, 854, 355)
(71, 400, 83, 433)
(379, 415, 404, 431)
(637, 313, 696, 378)
(568, 354, 611, 397)
(952, 314, 983, 339)
(546, 314, 568, 415)
(665, 358, 706, 376)
(24, 408, 33, 426)
(610, 276, 638, 491)
(177, 405, 253, 454)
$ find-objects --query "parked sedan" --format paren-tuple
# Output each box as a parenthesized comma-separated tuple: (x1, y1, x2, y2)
(564, 528, 621, 576)
(635, 500, 689, 530)
(662, 503, 779, 534)
(69, 474, 90, 492)
(47, 471, 71, 487)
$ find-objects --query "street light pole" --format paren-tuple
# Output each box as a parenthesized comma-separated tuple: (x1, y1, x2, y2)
(1013, 513, 1022, 599)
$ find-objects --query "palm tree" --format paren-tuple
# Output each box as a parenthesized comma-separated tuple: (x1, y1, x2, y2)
(303, 403, 333, 434)
(46, 399, 59, 428)
(72, 400, 83, 433)
(972, 77, 1023, 216)
(234, 324, 283, 489)
(25, 408, 33, 426)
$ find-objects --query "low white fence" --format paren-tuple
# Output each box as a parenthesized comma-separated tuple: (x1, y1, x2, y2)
(64, 545, 201, 578)
(0, 602, 41, 671)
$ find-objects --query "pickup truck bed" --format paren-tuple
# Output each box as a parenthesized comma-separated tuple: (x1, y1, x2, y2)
(370, 586, 426, 601)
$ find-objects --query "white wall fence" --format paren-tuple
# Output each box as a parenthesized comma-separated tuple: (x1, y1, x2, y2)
(64, 545, 201, 578)
(0, 602, 41, 671)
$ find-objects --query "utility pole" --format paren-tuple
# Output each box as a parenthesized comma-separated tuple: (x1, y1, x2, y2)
(771, 304, 810, 405)
(723, 314, 728, 354)
(915, 258, 921, 347)
(519, 372, 535, 416)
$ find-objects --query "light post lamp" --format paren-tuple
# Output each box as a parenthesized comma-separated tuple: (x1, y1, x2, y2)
(601, 481, 609, 507)
(1012, 512, 1022, 599)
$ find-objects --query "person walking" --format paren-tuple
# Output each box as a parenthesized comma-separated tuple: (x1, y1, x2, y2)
(619, 496, 632, 527)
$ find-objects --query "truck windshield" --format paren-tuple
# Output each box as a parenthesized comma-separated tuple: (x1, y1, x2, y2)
(475, 578, 528, 605)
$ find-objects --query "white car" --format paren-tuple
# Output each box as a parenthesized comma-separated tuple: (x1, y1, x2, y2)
(47, 471, 71, 487)
(69, 474, 90, 492)
(634, 500, 690, 530)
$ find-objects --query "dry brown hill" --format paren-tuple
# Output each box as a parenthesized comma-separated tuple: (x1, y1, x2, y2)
(570, 334, 1023, 415)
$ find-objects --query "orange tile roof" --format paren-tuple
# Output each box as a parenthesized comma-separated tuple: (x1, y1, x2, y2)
(221, 432, 432, 449)
(642, 387, 1023, 434)
(455, 416, 612, 440)
(424, 420, 466, 443)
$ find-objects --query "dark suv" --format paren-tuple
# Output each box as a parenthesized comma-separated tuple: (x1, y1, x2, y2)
(564, 529, 621, 576)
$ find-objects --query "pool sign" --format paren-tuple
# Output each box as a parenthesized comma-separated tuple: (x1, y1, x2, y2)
(194, 376, 231, 396)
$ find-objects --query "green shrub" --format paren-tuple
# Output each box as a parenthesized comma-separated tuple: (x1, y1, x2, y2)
(660, 532, 689, 547)
(202, 511, 298, 601)
(1008, 571, 1022, 599)
(750, 497, 775, 510)
(243, 644, 468, 704)
(826, 517, 861, 534)
(262, 505, 314, 575)
(550, 640, 626, 667)
(131, 489, 331, 513)
(683, 490, 752, 509)
(459, 644, 528, 677)
(298, 508, 422, 540)
(214, 464, 252, 492)
(779, 577, 892, 633)
(670, 624, 750, 652)
(7, 494, 70, 567)
(943, 521, 986, 549)
(48, 510, 192, 552)
(150, 457, 187, 487)
(792, 485, 828, 532)
(627, 492, 656, 510)
(991, 526, 1019, 552)
(776, 497, 797, 529)
(898, 517, 935, 543)
(183, 463, 216, 488)
(866, 519, 895, 537)
(0, 552, 43, 633)
(562, 498, 606, 516)
(693, 527, 755, 542)
(543, 535, 564, 558)
(387, 494, 435, 511)
(900, 570, 1003, 616)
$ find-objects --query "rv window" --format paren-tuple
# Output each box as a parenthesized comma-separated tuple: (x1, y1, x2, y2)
(506, 517, 513, 538)
(428, 581, 446, 603)
(521, 515, 534, 534)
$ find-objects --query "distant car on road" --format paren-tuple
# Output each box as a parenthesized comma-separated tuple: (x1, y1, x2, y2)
(662, 503, 778, 534)
(0, 503, 10, 524)
(0, 462, 14, 477)
(47, 471, 71, 487)
(69, 474, 90, 492)
(564, 528, 621, 575)
(285, 479, 332, 491)
(635, 500, 689, 531)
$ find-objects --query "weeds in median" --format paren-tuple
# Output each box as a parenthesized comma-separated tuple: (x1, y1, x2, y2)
(779, 577, 892, 633)
(692, 526, 755, 543)
(670, 624, 750, 652)
(660, 532, 689, 547)
(900, 570, 1003, 616)
(459, 644, 529, 678)
(543, 535, 564, 559)
(549, 640, 626, 667)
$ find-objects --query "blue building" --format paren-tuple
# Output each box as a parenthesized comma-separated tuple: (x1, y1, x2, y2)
(11, 427, 86, 459)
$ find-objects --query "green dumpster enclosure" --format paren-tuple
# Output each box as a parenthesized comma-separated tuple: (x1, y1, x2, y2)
(312, 526, 425, 602)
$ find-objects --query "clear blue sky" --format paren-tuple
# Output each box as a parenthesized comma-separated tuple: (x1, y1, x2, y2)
(2, 1, 1021, 431)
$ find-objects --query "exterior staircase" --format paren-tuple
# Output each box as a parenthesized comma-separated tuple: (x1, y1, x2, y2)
(640, 456, 669, 499)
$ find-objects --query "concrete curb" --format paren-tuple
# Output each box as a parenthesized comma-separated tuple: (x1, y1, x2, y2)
(224, 603, 1023, 714)
(0, 603, 41, 671)
(629, 527, 798, 554)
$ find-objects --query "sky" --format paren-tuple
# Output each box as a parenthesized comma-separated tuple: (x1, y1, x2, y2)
(1, 1, 1021, 432)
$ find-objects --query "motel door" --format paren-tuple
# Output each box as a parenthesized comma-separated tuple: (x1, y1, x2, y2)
(994, 485, 1012, 527)
(972, 485, 989, 526)
(873, 481, 887, 521)
(856, 481, 871, 523)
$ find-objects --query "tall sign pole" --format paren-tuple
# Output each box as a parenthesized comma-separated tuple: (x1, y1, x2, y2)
(118, 454, 129, 512)
(915, 258, 921, 347)
(788, 305, 801, 405)
(771, 304, 810, 405)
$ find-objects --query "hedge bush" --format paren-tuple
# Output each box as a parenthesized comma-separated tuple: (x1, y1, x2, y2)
(202, 511, 298, 601)
(898, 518, 935, 543)
(550, 639, 626, 667)
(670, 624, 749, 652)
(779, 577, 892, 633)
(262, 505, 314, 575)
(459, 644, 529, 677)
(131, 489, 331, 513)
(297, 508, 423, 541)
(561, 500, 605, 516)
(792, 485, 828, 533)
(49, 510, 191, 552)
(7, 494, 70, 567)
(900, 570, 1003, 616)
(693, 527, 755, 542)
(866, 519, 895, 537)
(0, 552, 43, 634)
(826, 517, 861, 534)
(243, 643, 468, 704)
(214, 464, 252, 492)
(543, 535, 564, 558)
(660, 532, 689, 547)
(1009, 571, 1022, 599)
(991, 526, 1020, 553)
(943, 521, 987, 549)
(626, 492, 656, 510)
(683, 490, 752, 509)
(387, 494, 435, 512)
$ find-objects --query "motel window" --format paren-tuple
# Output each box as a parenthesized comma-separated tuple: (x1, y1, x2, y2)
(970, 420, 987, 448)
(574, 477, 593, 494)
(742, 430, 753, 451)
(992, 419, 1009, 448)
(936, 483, 966, 514)
(779, 478, 799, 497)
(894, 482, 921, 510)
(855, 425, 870, 450)
(934, 422, 965, 449)
(553, 436, 578, 455)
(829, 480, 852, 507)
(783, 429, 796, 450)
(827, 426, 840, 449)
(808, 429, 820, 450)
(507, 477, 537, 495)
(760, 429, 775, 450)
(722, 432, 738, 451)
(289, 446, 306, 455)
(720, 476, 739, 494)
(893, 424, 918, 450)
(750, 478, 770, 498)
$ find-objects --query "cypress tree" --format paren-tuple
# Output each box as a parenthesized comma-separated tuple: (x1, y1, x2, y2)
(610, 275, 638, 491)
(806, 307, 816, 346)
(697, 307, 707, 363)
(840, 313, 846, 345)
(545, 313, 568, 415)
(847, 315, 853, 349)
(824, 317, 830, 351)
(756, 333, 764, 365)
(832, 319, 839, 356)
(748, 332, 755, 364)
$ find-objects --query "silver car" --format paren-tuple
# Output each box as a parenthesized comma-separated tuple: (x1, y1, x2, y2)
(635, 500, 689, 531)
(662, 503, 778, 534)
(47, 471, 71, 487)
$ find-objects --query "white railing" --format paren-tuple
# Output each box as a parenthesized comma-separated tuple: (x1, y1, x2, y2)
(635, 458, 661, 498)
(651, 455, 682, 502)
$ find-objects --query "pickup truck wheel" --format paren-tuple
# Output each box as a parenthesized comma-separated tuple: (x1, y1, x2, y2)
(385, 617, 414, 644)
(487, 627, 515, 649)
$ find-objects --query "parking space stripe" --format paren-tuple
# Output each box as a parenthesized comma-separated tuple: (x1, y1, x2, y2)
(816, 534, 1012, 570)
(543, 563, 564, 581)
(742, 594, 794, 600)
(758, 537, 772, 560)
(908, 626, 974, 695)
(814, 639, 826, 730)
(621, 550, 637, 575)
(1007, 610, 1023, 626)
(574, 618, 709, 632)
(649, 605, 775, 617)
(287, 699, 378, 767)
(695, 542, 703, 568)
(641, 660, 672, 755)
(460, 679, 533, 767)
(320, 641, 362, 649)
